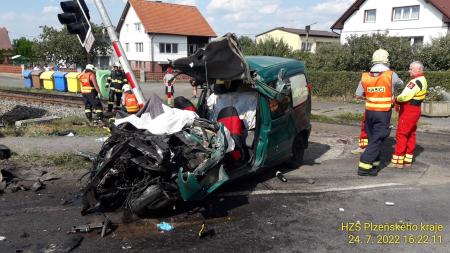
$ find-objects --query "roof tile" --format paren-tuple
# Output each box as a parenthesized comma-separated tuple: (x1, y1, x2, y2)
(128, 0, 216, 37)
(0, 27, 12, 50)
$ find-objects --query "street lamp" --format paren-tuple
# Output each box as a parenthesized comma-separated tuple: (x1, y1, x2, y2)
(304, 22, 317, 52)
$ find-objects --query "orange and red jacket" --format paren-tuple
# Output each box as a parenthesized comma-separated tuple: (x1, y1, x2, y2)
(124, 93, 139, 113)
(80, 72, 95, 94)
(361, 70, 393, 111)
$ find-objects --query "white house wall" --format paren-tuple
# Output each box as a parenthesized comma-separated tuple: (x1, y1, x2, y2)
(340, 0, 448, 44)
(119, 5, 152, 61)
(152, 35, 187, 62)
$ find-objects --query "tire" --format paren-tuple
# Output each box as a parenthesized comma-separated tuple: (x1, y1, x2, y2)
(286, 134, 305, 168)
(130, 184, 173, 217)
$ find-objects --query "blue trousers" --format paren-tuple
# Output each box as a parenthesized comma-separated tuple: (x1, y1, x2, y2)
(360, 110, 392, 164)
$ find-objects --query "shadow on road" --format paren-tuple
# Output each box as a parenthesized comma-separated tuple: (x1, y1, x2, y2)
(377, 136, 424, 172)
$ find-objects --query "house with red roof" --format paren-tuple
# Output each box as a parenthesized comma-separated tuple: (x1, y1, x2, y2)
(0, 27, 13, 64)
(116, 0, 216, 72)
(331, 0, 450, 45)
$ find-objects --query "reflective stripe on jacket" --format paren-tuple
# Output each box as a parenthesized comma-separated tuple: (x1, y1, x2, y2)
(397, 75, 428, 103)
(362, 70, 393, 111)
(124, 93, 139, 113)
(80, 72, 95, 94)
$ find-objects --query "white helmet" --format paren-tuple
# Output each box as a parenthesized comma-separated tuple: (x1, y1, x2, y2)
(372, 49, 389, 64)
(113, 62, 121, 68)
(85, 64, 96, 71)
(122, 84, 131, 92)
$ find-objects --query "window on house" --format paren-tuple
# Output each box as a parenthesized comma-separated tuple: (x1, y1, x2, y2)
(393, 5, 419, 21)
(126, 24, 129, 32)
(364, 9, 376, 23)
(301, 42, 312, 52)
(125, 43, 129, 52)
(135, 23, 141, 31)
(135, 42, 143, 52)
(159, 43, 179, 53)
(410, 36, 424, 46)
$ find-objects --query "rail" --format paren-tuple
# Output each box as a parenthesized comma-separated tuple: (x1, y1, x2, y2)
(0, 88, 85, 107)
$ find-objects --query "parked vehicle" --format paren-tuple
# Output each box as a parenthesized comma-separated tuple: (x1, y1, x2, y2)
(82, 34, 311, 216)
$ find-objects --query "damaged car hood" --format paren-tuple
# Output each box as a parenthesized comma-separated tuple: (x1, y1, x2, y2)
(171, 33, 252, 84)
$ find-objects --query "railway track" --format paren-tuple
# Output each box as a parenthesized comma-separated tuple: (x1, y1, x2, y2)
(0, 88, 85, 107)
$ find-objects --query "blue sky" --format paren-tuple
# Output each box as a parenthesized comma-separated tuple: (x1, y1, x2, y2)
(1, 0, 354, 40)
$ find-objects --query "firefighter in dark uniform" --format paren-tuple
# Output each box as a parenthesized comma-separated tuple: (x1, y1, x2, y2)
(80, 64, 103, 122)
(106, 62, 128, 112)
(355, 49, 403, 176)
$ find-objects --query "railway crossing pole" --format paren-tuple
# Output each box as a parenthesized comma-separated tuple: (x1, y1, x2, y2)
(93, 0, 146, 107)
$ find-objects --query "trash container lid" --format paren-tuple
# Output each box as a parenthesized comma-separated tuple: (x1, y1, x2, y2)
(40, 71, 55, 79)
(66, 72, 81, 78)
(53, 71, 68, 78)
(31, 70, 43, 75)
(22, 70, 32, 77)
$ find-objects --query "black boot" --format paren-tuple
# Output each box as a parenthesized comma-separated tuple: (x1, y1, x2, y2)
(85, 112, 93, 122)
(358, 167, 378, 176)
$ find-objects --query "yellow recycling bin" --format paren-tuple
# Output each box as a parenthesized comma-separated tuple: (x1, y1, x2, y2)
(66, 72, 81, 93)
(40, 71, 55, 90)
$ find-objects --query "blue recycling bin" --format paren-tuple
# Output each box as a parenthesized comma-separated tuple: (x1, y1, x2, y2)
(22, 70, 32, 88)
(54, 71, 68, 92)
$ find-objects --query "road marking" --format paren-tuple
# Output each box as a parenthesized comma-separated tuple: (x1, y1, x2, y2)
(219, 183, 403, 197)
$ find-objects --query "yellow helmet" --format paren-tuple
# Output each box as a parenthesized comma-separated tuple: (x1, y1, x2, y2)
(372, 49, 389, 64)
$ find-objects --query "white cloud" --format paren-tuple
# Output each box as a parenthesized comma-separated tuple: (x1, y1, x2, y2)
(207, 0, 279, 13)
(312, 0, 353, 15)
(174, 0, 197, 6)
(42, 6, 59, 14)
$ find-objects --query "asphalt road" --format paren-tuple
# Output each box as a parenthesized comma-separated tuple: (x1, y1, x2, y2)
(1, 122, 449, 252)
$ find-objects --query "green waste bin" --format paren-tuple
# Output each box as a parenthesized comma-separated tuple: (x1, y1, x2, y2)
(96, 70, 111, 98)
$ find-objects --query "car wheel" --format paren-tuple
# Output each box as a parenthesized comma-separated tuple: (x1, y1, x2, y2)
(286, 134, 305, 168)
(130, 184, 173, 217)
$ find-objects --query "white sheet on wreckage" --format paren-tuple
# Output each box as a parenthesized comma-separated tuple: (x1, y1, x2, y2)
(113, 104, 236, 152)
(207, 91, 257, 130)
(114, 104, 198, 135)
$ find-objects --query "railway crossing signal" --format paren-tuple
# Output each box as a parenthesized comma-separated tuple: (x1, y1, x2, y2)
(57, 0, 95, 52)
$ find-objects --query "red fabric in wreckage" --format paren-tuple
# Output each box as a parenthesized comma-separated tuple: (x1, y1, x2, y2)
(217, 106, 243, 160)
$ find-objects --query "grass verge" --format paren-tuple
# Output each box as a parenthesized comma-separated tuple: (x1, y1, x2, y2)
(0, 115, 109, 137)
(8, 152, 92, 171)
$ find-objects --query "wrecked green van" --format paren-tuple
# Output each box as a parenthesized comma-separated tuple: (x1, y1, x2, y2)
(172, 34, 311, 201)
(82, 34, 311, 216)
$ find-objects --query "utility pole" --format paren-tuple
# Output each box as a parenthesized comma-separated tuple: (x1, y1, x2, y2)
(304, 22, 317, 52)
(93, 0, 146, 107)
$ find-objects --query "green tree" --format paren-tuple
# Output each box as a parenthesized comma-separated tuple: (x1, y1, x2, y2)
(418, 35, 450, 71)
(13, 37, 35, 59)
(252, 36, 293, 57)
(238, 35, 256, 55)
(33, 23, 111, 67)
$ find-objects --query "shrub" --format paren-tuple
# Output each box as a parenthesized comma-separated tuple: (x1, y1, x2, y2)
(308, 71, 450, 97)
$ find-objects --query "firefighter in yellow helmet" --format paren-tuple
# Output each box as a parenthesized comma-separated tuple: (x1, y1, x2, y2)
(354, 49, 403, 176)
(80, 64, 103, 122)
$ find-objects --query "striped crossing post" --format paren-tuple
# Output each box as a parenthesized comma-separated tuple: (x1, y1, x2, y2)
(93, 0, 146, 107)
